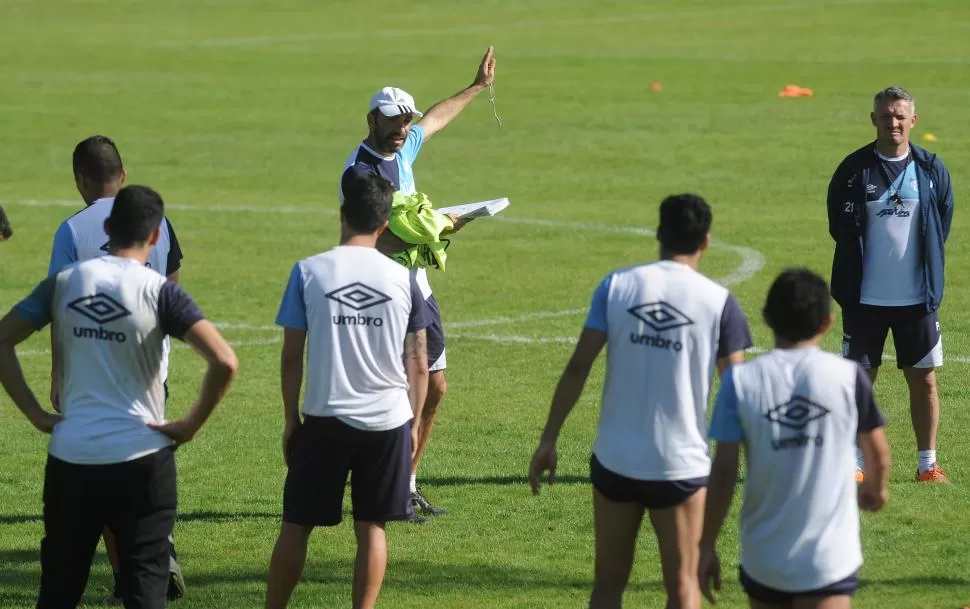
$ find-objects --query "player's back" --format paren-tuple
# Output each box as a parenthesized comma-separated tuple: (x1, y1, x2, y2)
(593, 260, 740, 481)
(51, 197, 175, 274)
(49, 256, 173, 464)
(297, 245, 421, 431)
(728, 347, 868, 590)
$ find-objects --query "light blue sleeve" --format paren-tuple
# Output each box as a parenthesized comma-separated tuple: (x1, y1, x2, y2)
(583, 274, 612, 333)
(399, 124, 426, 165)
(275, 263, 307, 330)
(709, 368, 744, 443)
(13, 275, 57, 329)
(48, 222, 77, 276)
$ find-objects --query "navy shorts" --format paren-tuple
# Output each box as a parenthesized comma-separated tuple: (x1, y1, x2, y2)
(740, 567, 858, 604)
(283, 416, 413, 526)
(590, 455, 706, 510)
(842, 304, 942, 369)
(426, 295, 446, 372)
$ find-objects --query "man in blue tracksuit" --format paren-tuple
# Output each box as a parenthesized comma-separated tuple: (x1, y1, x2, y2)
(827, 86, 955, 484)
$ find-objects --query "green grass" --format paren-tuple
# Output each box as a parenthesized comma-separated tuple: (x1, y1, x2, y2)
(2, 0, 970, 607)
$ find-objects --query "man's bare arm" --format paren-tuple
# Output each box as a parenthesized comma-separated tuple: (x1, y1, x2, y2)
(149, 320, 237, 444)
(280, 328, 306, 426)
(404, 329, 429, 420)
(417, 46, 496, 141)
(0, 311, 61, 432)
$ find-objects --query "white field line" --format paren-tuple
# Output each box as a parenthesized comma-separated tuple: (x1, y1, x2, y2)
(3, 198, 765, 287)
(152, 0, 906, 48)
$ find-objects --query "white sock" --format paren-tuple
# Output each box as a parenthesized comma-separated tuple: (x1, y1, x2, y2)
(856, 448, 865, 472)
(918, 450, 937, 474)
(409, 474, 417, 494)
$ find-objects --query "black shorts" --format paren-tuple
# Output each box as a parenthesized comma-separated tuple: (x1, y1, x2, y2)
(590, 454, 706, 510)
(426, 295, 446, 371)
(740, 567, 859, 604)
(283, 416, 413, 526)
(842, 304, 942, 369)
(39, 449, 177, 609)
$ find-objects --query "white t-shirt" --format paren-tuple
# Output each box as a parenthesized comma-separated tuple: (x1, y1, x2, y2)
(48, 197, 184, 382)
(16, 257, 204, 464)
(860, 151, 923, 306)
(710, 347, 886, 591)
(584, 260, 752, 481)
(276, 246, 431, 431)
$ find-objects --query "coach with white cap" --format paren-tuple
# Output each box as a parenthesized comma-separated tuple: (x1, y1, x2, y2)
(339, 46, 496, 523)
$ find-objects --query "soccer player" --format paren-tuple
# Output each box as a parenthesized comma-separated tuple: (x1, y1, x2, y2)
(265, 173, 431, 609)
(0, 185, 237, 609)
(340, 46, 496, 521)
(529, 194, 752, 609)
(49, 135, 188, 601)
(700, 268, 890, 609)
(827, 86, 954, 483)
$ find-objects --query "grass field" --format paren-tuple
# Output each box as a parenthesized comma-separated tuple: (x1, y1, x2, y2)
(2, 0, 970, 607)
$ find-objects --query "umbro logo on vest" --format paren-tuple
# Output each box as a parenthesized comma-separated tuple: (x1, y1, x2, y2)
(68, 294, 131, 324)
(627, 302, 693, 332)
(327, 283, 390, 327)
(68, 294, 132, 343)
(766, 396, 830, 451)
(766, 396, 830, 430)
(326, 283, 391, 311)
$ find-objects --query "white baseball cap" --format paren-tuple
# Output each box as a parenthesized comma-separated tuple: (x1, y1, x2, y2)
(368, 86, 424, 118)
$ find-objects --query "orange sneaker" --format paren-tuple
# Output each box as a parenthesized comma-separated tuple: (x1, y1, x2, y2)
(915, 463, 949, 483)
(855, 470, 864, 484)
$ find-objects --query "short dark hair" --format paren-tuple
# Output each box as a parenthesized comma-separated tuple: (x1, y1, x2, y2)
(658, 194, 712, 254)
(763, 268, 831, 342)
(342, 172, 393, 233)
(73, 135, 124, 183)
(107, 185, 164, 248)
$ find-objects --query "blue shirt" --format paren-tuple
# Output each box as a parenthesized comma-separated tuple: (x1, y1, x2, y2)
(340, 124, 425, 202)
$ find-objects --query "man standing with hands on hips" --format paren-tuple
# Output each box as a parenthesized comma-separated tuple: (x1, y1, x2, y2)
(827, 86, 955, 483)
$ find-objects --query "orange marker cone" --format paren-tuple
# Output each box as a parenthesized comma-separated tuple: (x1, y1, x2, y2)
(779, 84, 814, 98)
(649, 81, 662, 92)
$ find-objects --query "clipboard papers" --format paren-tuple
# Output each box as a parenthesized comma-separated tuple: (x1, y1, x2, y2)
(435, 198, 510, 219)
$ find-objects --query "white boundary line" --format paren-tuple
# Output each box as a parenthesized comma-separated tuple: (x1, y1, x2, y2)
(3, 198, 765, 288)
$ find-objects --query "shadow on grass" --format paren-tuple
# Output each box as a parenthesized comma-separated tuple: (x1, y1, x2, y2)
(0, 548, 113, 606)
(859, 575, 970, 588)
(420, 474, 589, 487)
(0, 509, 282, 526)
(178, 557, 664, 593)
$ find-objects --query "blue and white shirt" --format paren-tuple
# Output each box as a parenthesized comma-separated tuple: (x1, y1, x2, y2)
(49, 197, 183, 278)
(16, 257, 204, 464)
(340, 125, 433, 299)
(585, 260, 752, 481)
(276, 245, 431, 431)
(861, 150, 923, 306)
(710, 347, 886, 591)
(48, 196, 184, 383)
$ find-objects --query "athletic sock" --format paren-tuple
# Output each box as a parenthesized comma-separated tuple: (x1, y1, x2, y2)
(856, 447, 865, 472)
(918, 450, 937, 474)
(409, 474, 417, 494)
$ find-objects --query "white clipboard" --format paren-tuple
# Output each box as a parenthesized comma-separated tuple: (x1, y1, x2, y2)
(436, 198, 510, 219)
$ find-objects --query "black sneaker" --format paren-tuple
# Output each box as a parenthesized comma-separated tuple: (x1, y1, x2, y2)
(406, 510, 429, 525)
(167, 555, 185, 600)
(412, 488, 448, 516)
